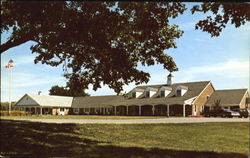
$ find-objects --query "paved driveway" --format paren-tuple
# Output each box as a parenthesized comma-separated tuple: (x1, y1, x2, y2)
(4, 117, 249, 124)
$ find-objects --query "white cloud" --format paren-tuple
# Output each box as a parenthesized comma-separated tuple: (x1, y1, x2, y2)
(174, 60, 249, 83)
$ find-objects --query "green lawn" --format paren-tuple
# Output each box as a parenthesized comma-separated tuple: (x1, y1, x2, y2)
(1, 115, 168, 119)
(0, 120, 248, 158)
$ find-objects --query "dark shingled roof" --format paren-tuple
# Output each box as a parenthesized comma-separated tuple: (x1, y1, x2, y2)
(72, 95, 124, 108)
(205, 89, 248, 106)
(72, 81, 211, 107)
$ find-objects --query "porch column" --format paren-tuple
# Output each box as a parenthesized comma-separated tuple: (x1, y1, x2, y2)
(103, 107, 106, 115)
(40, 107, 43, 115)
(183, 104, 186, 117)
(152, 105, 155, 116)
(35, 107, 36, 114)
(139, 105, 141, 116)
(167, 104, 170, 117)
(126, 106, 129, 115)
(114, 106, 117, 115)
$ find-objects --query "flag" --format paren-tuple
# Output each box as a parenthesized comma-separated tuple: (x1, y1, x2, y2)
(5, 59, 14, 68)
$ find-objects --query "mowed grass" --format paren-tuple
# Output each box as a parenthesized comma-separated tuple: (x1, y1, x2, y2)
(1, 115, 168, 119)
(0, 120, 249, 158)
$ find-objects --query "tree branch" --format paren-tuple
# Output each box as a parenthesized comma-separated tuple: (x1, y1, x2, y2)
(0, 36, 35, 54)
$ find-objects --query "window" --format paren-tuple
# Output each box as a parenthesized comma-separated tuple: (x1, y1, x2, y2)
(160, 90, 165, 97)
(73, 108, 79, 113)
(60, 108, 64, 112)
(146, 91, 150, 98)
(132, 92, 136, 98)
(176, 89, 181, 96)
(44, 108, 49, 114)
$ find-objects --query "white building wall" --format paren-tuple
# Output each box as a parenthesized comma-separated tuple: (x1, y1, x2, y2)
(16, 95, 39, 106)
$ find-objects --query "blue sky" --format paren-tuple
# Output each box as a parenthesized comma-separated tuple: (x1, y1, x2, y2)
(1, 3, 249, 102)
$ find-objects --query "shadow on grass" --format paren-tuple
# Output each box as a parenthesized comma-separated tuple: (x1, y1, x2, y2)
(0, 119, 247, 158)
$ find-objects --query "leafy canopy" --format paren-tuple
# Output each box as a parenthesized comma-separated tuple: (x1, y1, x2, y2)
(49, 85, 89, 97)
(1, 2, 249, 94)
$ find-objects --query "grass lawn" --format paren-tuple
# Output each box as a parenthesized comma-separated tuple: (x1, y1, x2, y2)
(1, 115, 168, 119)
(0, 120, 249, 158)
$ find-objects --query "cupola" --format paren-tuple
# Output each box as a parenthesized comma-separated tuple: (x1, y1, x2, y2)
(167, 73, 173, 85)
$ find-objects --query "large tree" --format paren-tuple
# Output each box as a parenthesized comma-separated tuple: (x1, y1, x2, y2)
(49, 85, 89, 97)
(1, 2, 249, 94)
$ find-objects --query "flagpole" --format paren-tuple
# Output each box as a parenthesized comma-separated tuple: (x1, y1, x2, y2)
(8, 67, 11, 114)
(10, 67, 13, 113)
(6, 59, 14, 115)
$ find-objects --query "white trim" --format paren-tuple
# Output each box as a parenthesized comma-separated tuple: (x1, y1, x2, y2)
(184, 96, 197, 105)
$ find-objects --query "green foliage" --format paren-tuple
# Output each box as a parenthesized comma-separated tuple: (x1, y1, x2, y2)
(1, 2, 185, 94)
(1, 2, 249, 94)
(0, 110, 28, 116)
(191, 2, 250, 37)
(0, 102, 16, 111)
(49, 85, 89, 97)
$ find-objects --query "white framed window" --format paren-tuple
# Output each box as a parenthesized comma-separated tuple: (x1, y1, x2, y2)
(73, 108, 79, 113)
(132, 92, 136, 98)
(160, 90, 165, 97)
(176, 89, 181, 97)
(145, 91, 150, 98)
(60, 108, 65, 112)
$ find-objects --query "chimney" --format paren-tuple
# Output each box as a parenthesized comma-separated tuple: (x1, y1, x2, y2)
(167, 73, 173, 85)
(38, 91, 42, 95)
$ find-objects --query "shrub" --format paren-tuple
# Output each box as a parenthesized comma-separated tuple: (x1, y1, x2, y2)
(0, 110, 28, 116)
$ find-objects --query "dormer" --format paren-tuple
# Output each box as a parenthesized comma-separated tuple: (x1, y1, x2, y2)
(131, 88, 144, 98)
(176, 85, 188, 97)
(159, 86, 172, 97)
(145, 87, 158, 98)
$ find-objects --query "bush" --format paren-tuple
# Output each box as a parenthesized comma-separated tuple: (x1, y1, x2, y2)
(0, 110, 28, 116)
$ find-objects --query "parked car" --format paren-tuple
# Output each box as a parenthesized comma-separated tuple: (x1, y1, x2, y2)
(236, 108, 250, 118)
(204, 108, 240, 118)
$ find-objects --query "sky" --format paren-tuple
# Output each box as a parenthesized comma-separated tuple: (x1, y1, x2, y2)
(1, 3, 249, 102)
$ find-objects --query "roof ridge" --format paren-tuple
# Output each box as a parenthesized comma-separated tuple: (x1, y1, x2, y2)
(27, 93, 74, 98)
(75, 95, 121, 98)
(215, 88, 248, 91)
(136, 80, 210, 87)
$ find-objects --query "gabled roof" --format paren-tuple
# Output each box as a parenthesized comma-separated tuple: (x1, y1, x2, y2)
(15, 94, 73, 107)
(15, 81, 212, 108)
(145, 87, 158, 91)
(205, 89, 248, 106)
(111, 81, 211, 106)
(160, 86, 172, 91)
